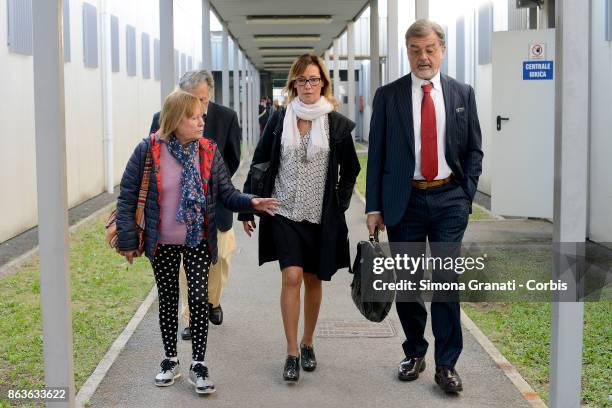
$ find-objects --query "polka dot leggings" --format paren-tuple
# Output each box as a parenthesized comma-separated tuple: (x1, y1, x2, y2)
(151, 240, 211, 361)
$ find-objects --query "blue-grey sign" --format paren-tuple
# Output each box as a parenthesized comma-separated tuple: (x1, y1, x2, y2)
(523, 61, 554, 80)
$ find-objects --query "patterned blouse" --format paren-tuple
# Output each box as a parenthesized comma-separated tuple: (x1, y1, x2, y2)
(272, 115, 330, 224)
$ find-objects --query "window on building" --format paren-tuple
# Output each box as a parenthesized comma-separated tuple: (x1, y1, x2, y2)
(110, 15, 119, 72)
(7, 0, 33, 56)
(153, 39, 160, 80)
(82, 2, 98, 68)
(141, 32, 150, 79)
(63, 0, 70, 62)
(126, 25, 136, 76)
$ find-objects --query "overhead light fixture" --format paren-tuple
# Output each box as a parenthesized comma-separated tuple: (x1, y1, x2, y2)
(262, 56, 296, 62)
(254, 35, 320, 42)
(259, 47, 314, 55)
(247, 15, 332, 24)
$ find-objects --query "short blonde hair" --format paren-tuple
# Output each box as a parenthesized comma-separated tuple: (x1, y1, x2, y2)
(283, 54, 338, 110)
(159, 90, 201, 141)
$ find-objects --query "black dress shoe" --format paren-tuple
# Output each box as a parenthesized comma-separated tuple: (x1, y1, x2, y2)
(398, 357, 426, 381)
(435, 366, 463, 393)
(300, 344, 317, 372)
(283, 355, 300, 382)
(209, 303, 223, 325)
(181, 327, 191, 341)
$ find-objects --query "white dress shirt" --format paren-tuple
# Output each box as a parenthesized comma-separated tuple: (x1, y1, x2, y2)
(367, 71, 453, 216)
(411, 71, 452, 180)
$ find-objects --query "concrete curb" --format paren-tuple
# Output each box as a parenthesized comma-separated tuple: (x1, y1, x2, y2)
(353, 187, 546, 407)
(460, 310, 547, 408)
(75, 286, 158, 408)
(0, 201, 116, 279)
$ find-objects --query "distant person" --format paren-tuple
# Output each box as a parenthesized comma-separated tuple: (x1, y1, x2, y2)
(273, 99, 280, 112)
(239, 54, 360, 382)
(117, 90, 278, 394)
(366, 19, 483, 393)
(258, 97, 270, 136)
(150, 70, 241, 338)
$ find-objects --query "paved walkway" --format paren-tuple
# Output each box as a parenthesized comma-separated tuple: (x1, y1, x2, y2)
(88, 164, 539, 408)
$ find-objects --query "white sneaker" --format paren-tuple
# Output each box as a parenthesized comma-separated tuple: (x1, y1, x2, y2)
(154, 359, 180, 386)
(188, 363, 215, 394)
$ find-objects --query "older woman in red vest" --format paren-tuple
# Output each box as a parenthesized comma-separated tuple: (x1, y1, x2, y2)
(116, 90, 277, 395)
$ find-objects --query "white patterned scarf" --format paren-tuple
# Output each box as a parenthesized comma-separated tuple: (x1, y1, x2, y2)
(282, 96, 333, 161)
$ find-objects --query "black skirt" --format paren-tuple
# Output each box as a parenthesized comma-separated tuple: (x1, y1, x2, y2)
(270, 214, 322, 273)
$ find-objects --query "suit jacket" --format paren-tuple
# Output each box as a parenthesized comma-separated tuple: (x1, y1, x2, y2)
(149, 101, 242, 231)
(366, 73, 483, 227)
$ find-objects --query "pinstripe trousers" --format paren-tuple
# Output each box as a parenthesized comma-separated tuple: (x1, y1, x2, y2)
(386, 180, 470, 368)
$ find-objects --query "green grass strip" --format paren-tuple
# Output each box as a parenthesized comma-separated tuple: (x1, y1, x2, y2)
(0, 213, 154, 406)
(463, 302, 611, 407)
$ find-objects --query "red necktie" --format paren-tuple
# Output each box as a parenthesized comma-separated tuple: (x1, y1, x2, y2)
(420, 82, 438, 181)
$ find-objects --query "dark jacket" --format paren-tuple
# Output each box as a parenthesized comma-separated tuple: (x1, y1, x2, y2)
(238, 109, 361, 281)
(116, 135, 253, 263)
(366, 73, 483, 226)
(149, 101, 242, 231)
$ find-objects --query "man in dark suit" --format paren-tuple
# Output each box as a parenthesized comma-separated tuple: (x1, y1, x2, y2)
(366, 19, 483, 393)
(150, 70, 241, 337)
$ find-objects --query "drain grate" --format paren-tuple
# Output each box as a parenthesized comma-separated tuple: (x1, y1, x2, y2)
(316, 319, 396, 338)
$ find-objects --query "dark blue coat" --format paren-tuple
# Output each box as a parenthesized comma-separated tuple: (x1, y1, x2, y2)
(116, 136, 253, 263)
(366, 73, 483, 226)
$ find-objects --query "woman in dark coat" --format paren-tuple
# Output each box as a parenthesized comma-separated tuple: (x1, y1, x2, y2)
(239, 54, 360, 382)
(116, 90, 277, 395)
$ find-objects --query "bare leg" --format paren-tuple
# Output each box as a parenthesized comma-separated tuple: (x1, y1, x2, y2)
(281, 266, 303, 356)
(301, 272, 322, 347)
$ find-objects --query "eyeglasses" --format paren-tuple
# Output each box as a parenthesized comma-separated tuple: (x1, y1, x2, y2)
(295, 77, 321, 87)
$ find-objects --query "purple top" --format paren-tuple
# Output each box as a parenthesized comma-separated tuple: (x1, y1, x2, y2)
(158, 142, 203, 245)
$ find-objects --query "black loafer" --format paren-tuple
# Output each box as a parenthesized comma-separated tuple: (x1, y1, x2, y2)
(398, 357, 426, 381)
(300, 344, 317, 372)
(283, 355, 300, 382)
(181, 327, 191, 341)
(435, 366, 463, 393)
(209, 303, 223, 325)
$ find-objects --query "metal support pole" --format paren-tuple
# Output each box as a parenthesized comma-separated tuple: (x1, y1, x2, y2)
(32, 1, 75, 406)
(241, 52, 248, 143)
(370, 0, 380, 104)
(233, 40, 240, 120)
(333, 38, 341, 102)
(415, 0, 429, 20)
(160, 0, 175, 102)
(101, 0, 114, 193)
(222, 26, 230, 106)
(387, 0, 400, 82)
(347, 22, 356, 128)
(550, 0, 589, 407)
(202, 0, 212, 70)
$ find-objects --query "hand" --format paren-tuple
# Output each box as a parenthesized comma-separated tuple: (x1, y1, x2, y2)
(251, 197, 279, 216)
(242, 220, 257, 237)
(120, 250, 140, 265)
(367, 213, 385, 237)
